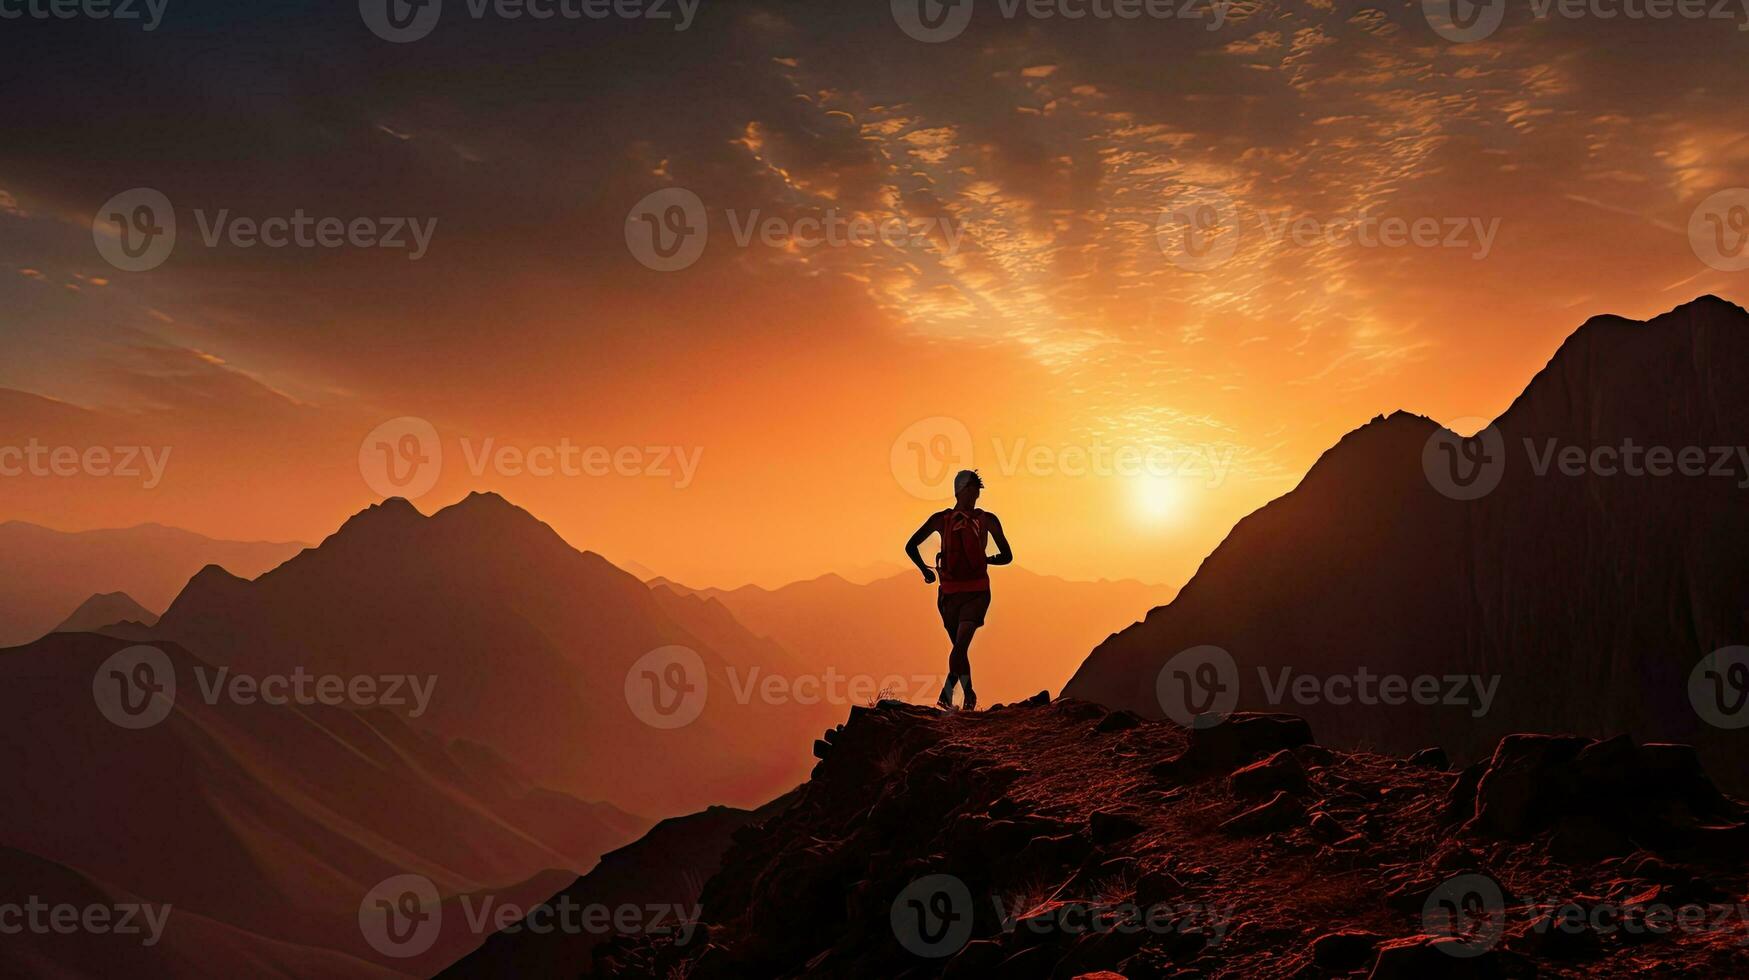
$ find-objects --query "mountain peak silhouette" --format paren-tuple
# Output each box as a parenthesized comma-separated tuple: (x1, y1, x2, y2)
(150, 490, 823, 814)
(1066, 294, 1749, 790)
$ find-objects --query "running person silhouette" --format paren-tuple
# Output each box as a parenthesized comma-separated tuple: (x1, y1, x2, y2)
(905, 469, 1013, 710)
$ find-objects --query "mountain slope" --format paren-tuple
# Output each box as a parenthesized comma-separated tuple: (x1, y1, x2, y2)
(441, 794, 799, 978)
(1064, 295, 1749, 786)
(655, 568, 1169, 706)
(0, 521, 301, 646)
(0, 632, 647, 975)
(151, 492, 833, 815)
(0, 844, 404, 980)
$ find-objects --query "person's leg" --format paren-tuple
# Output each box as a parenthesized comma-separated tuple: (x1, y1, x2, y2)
(955, 592, 988, 707)
(949, 620, 977, 707)
(937, 593, 960, 706)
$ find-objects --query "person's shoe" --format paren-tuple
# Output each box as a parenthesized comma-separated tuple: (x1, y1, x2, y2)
(935, 696, 954, 711)
(963, 691, 978, 711)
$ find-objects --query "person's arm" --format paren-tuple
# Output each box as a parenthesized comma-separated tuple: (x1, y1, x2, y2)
(905, 515, 938, 584)
(985, 512, 1014, 566)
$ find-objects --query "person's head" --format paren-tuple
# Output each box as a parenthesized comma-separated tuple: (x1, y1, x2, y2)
(953, 469, 983, 508)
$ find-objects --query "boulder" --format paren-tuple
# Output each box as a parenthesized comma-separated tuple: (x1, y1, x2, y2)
(1097, 709, 1144, 734)
(1366, 936, 1507, 979)
(1153, 713, 1315, 781)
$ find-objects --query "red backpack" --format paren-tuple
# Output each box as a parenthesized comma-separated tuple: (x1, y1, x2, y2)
(937, 509, 989, 588)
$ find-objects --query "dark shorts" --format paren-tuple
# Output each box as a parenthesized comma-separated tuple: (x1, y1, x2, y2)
(937, 589, 991, 632)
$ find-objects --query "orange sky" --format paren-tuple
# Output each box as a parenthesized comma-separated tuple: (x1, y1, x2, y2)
(2, 3, 1747, 588)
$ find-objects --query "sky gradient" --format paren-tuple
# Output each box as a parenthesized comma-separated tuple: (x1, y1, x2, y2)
(2, 0, 1746, 587)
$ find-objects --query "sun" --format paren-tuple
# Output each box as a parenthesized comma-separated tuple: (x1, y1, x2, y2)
(1129, 475, 1191, 526)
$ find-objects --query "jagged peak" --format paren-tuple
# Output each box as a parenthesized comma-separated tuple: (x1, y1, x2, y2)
(434, 490, 532, 521)
(186, 563, 248, 587)
(337, 496, 425, 528)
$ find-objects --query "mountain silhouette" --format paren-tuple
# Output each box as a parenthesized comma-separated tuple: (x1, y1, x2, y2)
(54, 590, 159, 635)
(440, 794, 797, 978)
(1065, 295, 1749, 787)
(0, 521, 301, 646)
(0, 632, 647, 975)
(0, 844, 402, 980)
(151, 491, 829, 815)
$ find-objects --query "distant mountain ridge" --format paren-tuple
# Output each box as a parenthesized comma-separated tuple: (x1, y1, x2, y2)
(0, 632, 647, 977)
(0, 521, 302, 646)
(54, 590, 159, 635)
(151, 491, 830, 816)
(1065, 295, 1749, 787)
